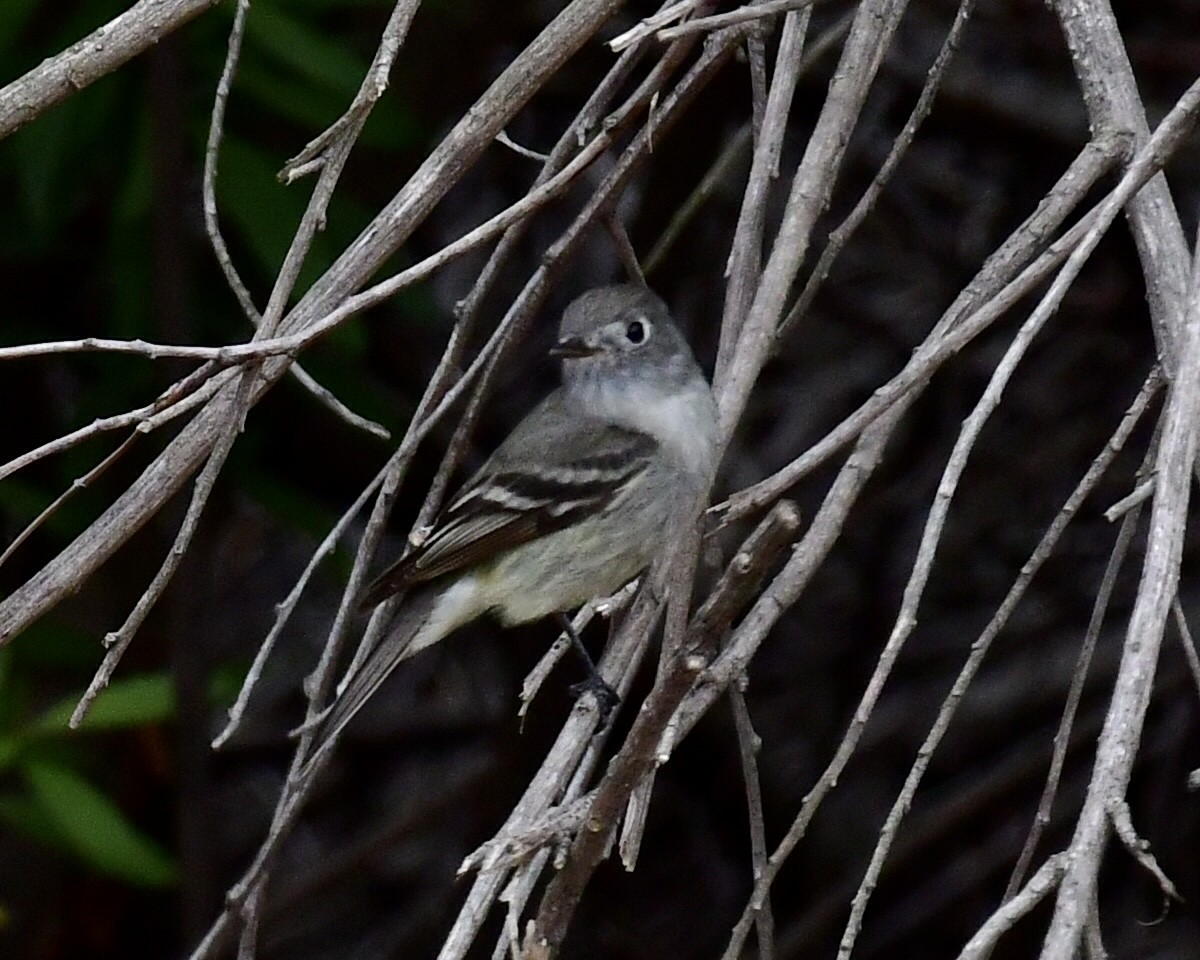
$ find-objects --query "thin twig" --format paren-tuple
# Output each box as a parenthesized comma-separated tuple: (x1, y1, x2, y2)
(706, 134, 1146, 958)
(714, 8, 809, 383)
(608, 0, 704, 52)
(956, 855, 1067, 960)
(0, 434, 138, 572)
(1103, 476, 1154, 521)
(0, 0, 222, 140)
(835, 368, 1162, 959)
(1108, 798, 1182, 905)
(1170, 597, 1200, 705)
(715, 77, 1200, 523)
(730, 683, 775, 960)
(70, 376, 255, 727)
(658, 0, 816, 41)
(644, 123, 752, 275)
(780, 0, 977, 337)
(1041, 217, 1200, 958)
(211, 464, 387, 748)
(1003, 498, 1146, 902)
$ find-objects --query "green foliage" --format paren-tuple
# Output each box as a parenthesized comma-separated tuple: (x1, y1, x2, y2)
(0, 0, 432, 917)
(30, 674, 177, 734)
(22, 761, 177, 887)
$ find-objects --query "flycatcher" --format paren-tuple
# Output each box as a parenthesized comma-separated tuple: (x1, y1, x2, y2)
(317, 284, 720, 744)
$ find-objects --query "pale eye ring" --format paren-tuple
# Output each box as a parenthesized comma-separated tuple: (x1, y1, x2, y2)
(625, 318, 649, 345)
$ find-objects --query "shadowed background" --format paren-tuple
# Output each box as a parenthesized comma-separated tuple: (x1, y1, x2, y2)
(0, 1, 1198, 958)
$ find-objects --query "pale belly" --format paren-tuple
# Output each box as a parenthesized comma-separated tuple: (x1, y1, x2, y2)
(478, 467, 694, 625)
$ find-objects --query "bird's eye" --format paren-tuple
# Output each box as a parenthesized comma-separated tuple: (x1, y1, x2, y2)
(625, 318, 648, 344)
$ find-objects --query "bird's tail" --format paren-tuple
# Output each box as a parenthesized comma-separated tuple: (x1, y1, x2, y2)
(305, 584, 444, 758)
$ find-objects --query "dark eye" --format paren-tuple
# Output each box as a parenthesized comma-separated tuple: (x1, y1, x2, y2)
(625, 319, 647, 344)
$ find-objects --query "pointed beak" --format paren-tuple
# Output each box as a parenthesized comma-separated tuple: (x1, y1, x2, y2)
(549, 336, 599, 359)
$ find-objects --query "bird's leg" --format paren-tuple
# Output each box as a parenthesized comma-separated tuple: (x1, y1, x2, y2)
(555, 612, 620, 720)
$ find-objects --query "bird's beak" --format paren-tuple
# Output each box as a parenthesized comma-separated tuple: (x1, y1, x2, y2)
(549, 336, 599, 358)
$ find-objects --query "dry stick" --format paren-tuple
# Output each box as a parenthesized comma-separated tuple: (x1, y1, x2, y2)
(1107, 797, 1181, 905)
(434, 34, 752, 960)
(0, 360, 230, 485)
(659, 0, 816, 41)
(621, 499, 802, 868)
(0, 0, 223, 140)
(531, 21, 915, 942)
(211, 463, 387, 748)
(210, 24, 736, 960)
(202, 0, 259, 326)
(608, 0, 704, 52)
(1002, 500, 1147, 905)
(465, 792, 597, 876)
(605, 214, 646, 284)
(410, 16, 688, 538)
(202, 0, 388, 439)
(956, 855, 1068, 960)
(746, 26, 767, 143)
(711, 0, 913, 492)
(0, 434, 138, 571)
(1051, 0, 1190, 368)
(279, 0, 417, 182)
(1103, 476, 1153, 521)
(730, 684, 776, 960)
(834, 317, 1163, 959)
(781, 0, 976, 338)
(1040, 225, 1200, 959)
(1009, 384, 1167, 912)
(704, 136, 1124, 960)
(643, 9, 853, 276)
(0, 0, 629, 649)
(1171, 598, 1200, 703)
(1084, 892, 1107, 960)
(69, 377, 253, 726)
(714, 7, 810, 383)
(623, 5, 809, 869)
(714, 74, 1200, 526)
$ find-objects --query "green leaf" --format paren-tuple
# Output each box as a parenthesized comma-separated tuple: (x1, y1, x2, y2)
(0, 792, 62, 848)
(23, 761, 177, 887)
(31, 674, 176, 735)
(247, 0, 371, 98)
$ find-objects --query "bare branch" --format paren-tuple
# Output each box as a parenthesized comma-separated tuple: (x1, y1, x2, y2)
(0, 0, 222, 140)
(957, 855, 1067, 960)
(1041, 221, 1200, 958)
(0, 0, 632, 647)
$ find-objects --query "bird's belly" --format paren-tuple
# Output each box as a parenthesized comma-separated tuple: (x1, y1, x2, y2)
(481, 487, 677, 625)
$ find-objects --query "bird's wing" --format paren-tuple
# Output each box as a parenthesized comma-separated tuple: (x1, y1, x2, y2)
(359, 393, 657, 608)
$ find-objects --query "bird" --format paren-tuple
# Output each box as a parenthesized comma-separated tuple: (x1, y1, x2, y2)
(313, 283, 720, 748)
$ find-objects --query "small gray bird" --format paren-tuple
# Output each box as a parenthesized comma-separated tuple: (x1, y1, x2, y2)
(316, 284, 719, 745)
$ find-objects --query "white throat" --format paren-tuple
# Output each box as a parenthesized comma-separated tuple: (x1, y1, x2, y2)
(572, 376, 719, 479)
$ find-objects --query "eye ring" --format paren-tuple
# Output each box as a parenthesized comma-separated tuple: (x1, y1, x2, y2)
(625, 318, 649, 345)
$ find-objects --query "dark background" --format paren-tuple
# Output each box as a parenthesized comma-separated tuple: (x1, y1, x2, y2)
(1, 1, 1199, 958)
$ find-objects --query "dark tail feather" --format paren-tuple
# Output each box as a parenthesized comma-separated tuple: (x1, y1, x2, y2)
(306, 585, 441, 757)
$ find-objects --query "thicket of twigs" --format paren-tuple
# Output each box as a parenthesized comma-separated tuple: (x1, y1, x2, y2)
(2, 0, 1199, 958)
